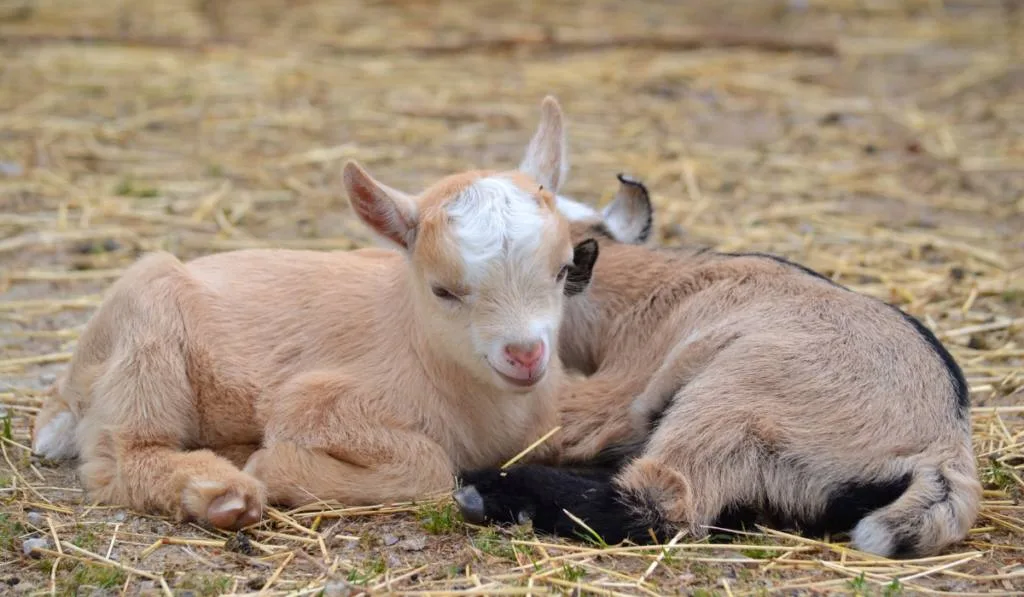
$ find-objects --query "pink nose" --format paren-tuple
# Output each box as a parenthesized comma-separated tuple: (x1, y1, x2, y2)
(504, 341, 545, 369)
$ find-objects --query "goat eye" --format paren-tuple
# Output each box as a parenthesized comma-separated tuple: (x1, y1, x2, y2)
(431, 285, 460, 301)
(556, 265, 570, 283)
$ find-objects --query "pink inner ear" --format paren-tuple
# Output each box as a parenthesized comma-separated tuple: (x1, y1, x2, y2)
(351, 181, 409, 248)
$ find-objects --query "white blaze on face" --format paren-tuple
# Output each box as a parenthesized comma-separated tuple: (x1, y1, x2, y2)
(447, 177, 547, 285)
(446, 176, 561, 386)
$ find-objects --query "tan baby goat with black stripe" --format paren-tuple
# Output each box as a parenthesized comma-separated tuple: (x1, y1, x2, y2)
(456, 174, 980, 559)
(31, 96, 599, 530)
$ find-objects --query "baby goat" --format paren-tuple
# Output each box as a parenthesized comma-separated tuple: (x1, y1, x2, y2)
(31, 96, 599, 530)
(456, 175, 980, 558)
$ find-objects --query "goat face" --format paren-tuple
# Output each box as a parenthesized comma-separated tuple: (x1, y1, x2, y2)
(343, 97, 599, 392)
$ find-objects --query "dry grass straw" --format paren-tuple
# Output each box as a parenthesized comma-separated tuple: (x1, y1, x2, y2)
(2, 0, 1023, 594)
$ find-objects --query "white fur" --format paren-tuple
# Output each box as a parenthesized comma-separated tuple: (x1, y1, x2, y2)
(602, 200, 647, 244)
(190, 479, 226, 492)
(850, 517, 896, 557)
(447, 176, 547, 284)
(449, 176, 559, 386)
(556, 195, 599, 222)
(31, 411, 77, 460)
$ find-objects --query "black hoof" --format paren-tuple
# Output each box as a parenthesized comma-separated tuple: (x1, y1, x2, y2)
(453, 485, 485, 524)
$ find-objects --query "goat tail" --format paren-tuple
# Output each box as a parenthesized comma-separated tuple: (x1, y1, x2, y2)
(851, 450, 982, 558)
(31, 379, 81, 461)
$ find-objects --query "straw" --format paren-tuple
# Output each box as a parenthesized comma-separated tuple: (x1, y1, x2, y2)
(1, 0, 1021, 594)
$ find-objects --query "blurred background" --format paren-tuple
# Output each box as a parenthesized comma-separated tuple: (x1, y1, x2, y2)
(1, 2, 1023, 594)
(2, 0, 1021, 253)
(1, 1, 1022, 382)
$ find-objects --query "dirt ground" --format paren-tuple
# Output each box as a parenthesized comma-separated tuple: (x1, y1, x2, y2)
(1, 0, 1023, 595)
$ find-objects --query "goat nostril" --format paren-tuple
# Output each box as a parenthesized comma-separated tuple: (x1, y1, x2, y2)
(504, 341, 544, 367)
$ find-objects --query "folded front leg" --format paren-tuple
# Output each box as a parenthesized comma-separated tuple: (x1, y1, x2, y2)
(79, 427, 265, 530)
(557, 373, 644, 464)
(245, 370, 455, 507)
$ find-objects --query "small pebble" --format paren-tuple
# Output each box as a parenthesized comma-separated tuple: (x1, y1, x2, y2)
(113, 511, 128, 522)
(224, 531, 254, 556)
(38, 373, 57, 386)
(397, 535, 427, 551)
(323, 579, 354, 597)
(382, 534, 399, 546)
(21, 537, 50, 557)
(26, 512, 44, 527)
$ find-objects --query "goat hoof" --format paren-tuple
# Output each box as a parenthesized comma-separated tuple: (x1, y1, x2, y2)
(454, 485, 485, 524)
(208, 494, 247, 529)
(206, 490, 262, 530)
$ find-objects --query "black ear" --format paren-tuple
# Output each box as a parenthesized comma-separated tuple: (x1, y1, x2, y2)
(565, 239, 599, 296)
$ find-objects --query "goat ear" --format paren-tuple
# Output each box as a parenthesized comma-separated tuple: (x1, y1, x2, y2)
(564, 239, 599, 297)
(519, 95, 568, 192)
(343, 161, 418, 250)
(602, 174, 653, 245)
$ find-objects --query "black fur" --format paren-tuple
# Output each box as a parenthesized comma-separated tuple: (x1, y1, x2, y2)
(712, 473, 913, 541)
(565, 239, 600, 297)
(890, 536, 918, 558)
(884, 470, 951, 557)
(810, 472, 914, 536)
(457, 465, 668, 544)
(459, 465, 914, 549)
(893, 308, 970, 417)
(865, 473, 942, 558)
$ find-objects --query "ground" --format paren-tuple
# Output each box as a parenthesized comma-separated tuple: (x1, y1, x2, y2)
(1, 0, 1023, 595)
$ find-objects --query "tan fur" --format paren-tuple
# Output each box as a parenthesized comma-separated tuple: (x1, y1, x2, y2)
(551, 182, 981, 558)
(30, 96, 581, 529)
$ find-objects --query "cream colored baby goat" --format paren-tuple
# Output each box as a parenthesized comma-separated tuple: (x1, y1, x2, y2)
(31, 96, 600, 530)
(456, 175, 980, 559)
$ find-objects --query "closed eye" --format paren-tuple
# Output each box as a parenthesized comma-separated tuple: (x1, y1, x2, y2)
(432, 285, 462, 302)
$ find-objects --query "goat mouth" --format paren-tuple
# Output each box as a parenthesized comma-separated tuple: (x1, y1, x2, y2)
(489, 363, 545, 388)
